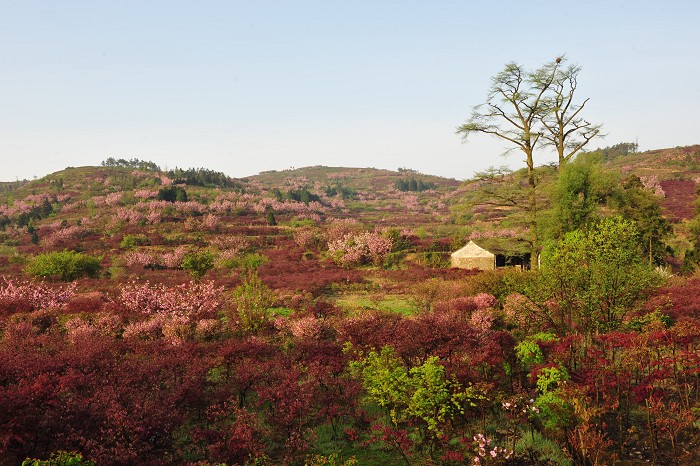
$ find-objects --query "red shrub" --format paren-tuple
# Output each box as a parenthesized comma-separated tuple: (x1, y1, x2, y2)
(645, 278, 700, 320)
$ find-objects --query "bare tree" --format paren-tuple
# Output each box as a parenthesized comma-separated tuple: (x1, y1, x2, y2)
(456, 62, 559, 191)
(535, 58, 603, 169)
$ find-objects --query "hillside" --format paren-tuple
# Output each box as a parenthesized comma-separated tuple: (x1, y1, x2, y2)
(0, 163, 472, 296)
(604, 145, 700, 221)
(1, 145, 698, 278)
(1, 150, 700, 465)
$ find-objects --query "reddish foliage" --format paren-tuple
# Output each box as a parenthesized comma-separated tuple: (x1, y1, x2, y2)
(432, 296, 478, 313)
(65, 292, 106, 313)
(197, 404, 268, 464)
(645, 278, 700, 320)
(258, 248, 364, 296)
(659, 179, 696, 222)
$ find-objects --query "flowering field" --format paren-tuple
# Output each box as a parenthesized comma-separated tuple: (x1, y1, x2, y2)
(1, 156, 700, 465)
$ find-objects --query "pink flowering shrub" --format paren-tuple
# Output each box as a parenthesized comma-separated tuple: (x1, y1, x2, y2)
(0, 193, 69, 220)
(121, 246, 188, 270)
(114, 207, 146, 225)
(174, 201, 207, 216)
(63, 316, 97, 342)
(433, 297, 478, 314)
(90, 192, 124, 207)
(64, 313, 123, 343)
(471, 433, 512, 465)
(503, 293, 541, 331)
(640, 175, 665, 197)
(105, 192, 124, 206)
(195, 318, 223, 340)
(122, 316, 166, 341)
(0, 278, 76, 314)
(275, 316, 323, 340)
(211, 236, 250, 253)
(201, 214, 221, 231)
(299, 212, 322, 223)
(122, 250, 159, 269)
(113, 280, 223, 321)
(293, 228, 323, 250)
(328, 231, 393, 267)
(42, 225, 89, 247)
(398, 193, 421, 211)
(161, 315, 194, 345)
(59, 199, 86, 214)
(324, 218, 362, 244)
(501, 396, 540, 422)
(146, 208, 163, 224)
(117, 280, 225, 345)
(184, 217, 199, 231)
(469, 307, 495, 333)
(134, 189, 159, 200)
(161, 246, 189, 269)
(158, 174, 174, 186)
(474, 293, 498, 309)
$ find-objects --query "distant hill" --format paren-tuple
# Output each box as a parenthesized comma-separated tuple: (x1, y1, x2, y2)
(604, 145, 700, 221)
(245, 165, 460, 193)
(0, 144, 700, 248)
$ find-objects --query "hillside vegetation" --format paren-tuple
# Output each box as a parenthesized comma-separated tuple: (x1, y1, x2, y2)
(1, 147, 700, 465)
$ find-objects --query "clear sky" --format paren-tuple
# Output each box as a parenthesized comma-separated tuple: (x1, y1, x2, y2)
(1, 0, 699, 182)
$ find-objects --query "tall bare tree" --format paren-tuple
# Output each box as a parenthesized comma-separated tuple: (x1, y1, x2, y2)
(535, 58, 603, 169)
(456, 62, 558, 191)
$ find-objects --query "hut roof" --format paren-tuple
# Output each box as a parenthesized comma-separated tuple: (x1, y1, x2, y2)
(452, 238, 531, 257)
(451, 240, 494, 258)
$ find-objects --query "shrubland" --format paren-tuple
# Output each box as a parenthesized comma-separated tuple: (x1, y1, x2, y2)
(0, 150, 699, 465)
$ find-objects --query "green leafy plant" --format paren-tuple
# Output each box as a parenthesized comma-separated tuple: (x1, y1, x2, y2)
(229, 272, 276, 334)
(25, 250, 101, 281)
(534, 366, 572, 430)
(349, 345, 479, 440)
(120, 233, 150, 249)
(22, 450, 96, 466)
(515, 332, 557, 366)
(181, 250, 215, 279)
(535, 217, 662, 334)
(222, 253, 268, 271)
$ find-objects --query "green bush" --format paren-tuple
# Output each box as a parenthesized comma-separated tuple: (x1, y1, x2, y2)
(230, 273, 276, 335)
(181, 250, 215, 279)
(22, 450, 96, 466)
(218, 253, 268, 271)
(25, 250, 101, 281)
(156, 185, 188, 202)
(120, 233, 150, 249)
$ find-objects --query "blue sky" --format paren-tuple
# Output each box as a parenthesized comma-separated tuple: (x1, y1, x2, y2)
(1, 1, 699, 181)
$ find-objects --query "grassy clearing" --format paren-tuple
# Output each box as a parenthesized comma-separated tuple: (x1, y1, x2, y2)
(334, 292, 417, 316)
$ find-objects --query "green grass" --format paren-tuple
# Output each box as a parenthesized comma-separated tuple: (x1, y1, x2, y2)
(334, 292, 417, 316)
(269, 307, 293, 317)
(0, 244, 18, 256)
(310, 423, 405, 466)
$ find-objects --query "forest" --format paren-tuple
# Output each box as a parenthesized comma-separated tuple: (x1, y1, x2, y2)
(1, 140, 700, 466)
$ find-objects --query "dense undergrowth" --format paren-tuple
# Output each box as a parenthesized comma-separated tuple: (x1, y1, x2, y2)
(1, 152, 700, 465)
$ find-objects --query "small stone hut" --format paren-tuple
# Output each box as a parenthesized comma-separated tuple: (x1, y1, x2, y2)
(451, 239, 531, 271)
